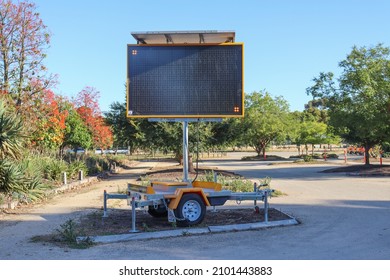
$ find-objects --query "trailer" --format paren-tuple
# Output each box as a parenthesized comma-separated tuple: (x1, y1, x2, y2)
(103, 180, 273, 231)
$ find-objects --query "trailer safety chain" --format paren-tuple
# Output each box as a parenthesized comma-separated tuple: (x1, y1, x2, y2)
(257, 183, 269, 192)
(162, 199, 186, 222)
(162, 198, 169, 209)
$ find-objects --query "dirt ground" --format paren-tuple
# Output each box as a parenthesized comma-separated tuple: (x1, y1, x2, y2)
(321, 163, 390, 175)
(32, 163, 288, 242)
(75, 207, 292, 236)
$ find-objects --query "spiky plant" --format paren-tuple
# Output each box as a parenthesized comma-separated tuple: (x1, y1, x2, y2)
(0, 159, 27, 194)
(24, 176, 49, 202)
(0, 100, 25, 160)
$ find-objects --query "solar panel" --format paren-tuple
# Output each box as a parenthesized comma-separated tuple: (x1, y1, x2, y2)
(126, 43, 244, 118)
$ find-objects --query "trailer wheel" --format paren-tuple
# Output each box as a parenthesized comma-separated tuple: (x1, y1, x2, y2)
(148, 205, 168, 218)
(174, 193, 206, 227)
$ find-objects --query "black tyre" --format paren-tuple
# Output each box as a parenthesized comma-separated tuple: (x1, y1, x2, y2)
(174, 193, 206, 227)
(147, 205, 168, 218)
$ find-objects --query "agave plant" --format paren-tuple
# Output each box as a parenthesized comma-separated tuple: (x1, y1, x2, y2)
(0, 100, 25, 160)
(0, 159, 27, 194)
(23, 176, 49, 202)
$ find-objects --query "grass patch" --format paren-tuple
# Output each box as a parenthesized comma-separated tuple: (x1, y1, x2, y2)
(241, 155, 288, 161)
(31, 219, 94, 249)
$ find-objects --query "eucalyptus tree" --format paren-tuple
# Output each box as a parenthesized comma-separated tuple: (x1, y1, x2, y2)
(307, 44, 390, 164)
(242, 91, 291, 157)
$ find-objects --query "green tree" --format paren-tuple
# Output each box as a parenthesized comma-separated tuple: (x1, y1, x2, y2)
(299, 120, 327, 155)
(105, 101, 146, 152)
(290, 111, 340, 155)
(304, 98, 328, 123)
(307, 44, 390, 164)
(61, 104, 92, 154)
(106, 100, 218, 160)
(209, 118, 242, 150)
(242, 91, 290, 157)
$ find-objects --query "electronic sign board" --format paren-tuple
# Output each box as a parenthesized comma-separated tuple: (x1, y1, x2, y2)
(127, 43, 243, 118)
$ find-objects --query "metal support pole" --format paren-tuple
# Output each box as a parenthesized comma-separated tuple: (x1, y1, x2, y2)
(102, 190, 108, 217)
(264, 190, 269, 223)
(130, 197, 139, 233)
(183, 121, 189, 182)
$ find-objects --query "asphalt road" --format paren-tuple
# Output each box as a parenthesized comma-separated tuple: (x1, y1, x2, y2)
(0, 152, 389, 260)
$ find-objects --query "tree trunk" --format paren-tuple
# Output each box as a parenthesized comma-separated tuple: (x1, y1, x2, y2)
(262, 147, 266, 159)
(180, 155, 195, 172)
(254, 145, 261, 156)
(364, 143, 370, 165)
(188, 155, 195, 173)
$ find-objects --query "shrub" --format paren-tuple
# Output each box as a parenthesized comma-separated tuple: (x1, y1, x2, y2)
(106, 154, 128, 167)
(43, 158, 68, 181)
(56, 219, 93, 249)
(382, 152, 390, 158)
(224, 178, 254, 192)
(290, 154, 322, 160)
(85, 155, 110, 175)
(198, 171, 254, 192)
(67, 160, 88, 180)
(0, 159, 26, 194)
(323, 153, 339, 159)
(303, 155, 313, 162)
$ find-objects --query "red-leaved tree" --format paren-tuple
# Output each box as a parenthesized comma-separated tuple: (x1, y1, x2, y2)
(30, 89, 68, 150)
(73, 87, 113, 150)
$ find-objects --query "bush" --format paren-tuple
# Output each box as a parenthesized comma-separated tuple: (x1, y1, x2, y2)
(382, 142, 390, 153)
(56, 219, 94, 248)
(198, 171, 254, 192)
(67, 160, 88, 180)
(290, 154, 321, 160)
(224, 178, 254, 192)
(323, 153, 339, 159)
(43, 158, 68, 181)
(382, 152, 390, 158)
(303, 155, 313, 162)
(106, 154, 128, 167)
(85, 155, 110, 175)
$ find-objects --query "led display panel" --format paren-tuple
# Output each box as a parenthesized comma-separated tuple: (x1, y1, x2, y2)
(127, 43, 243, 118)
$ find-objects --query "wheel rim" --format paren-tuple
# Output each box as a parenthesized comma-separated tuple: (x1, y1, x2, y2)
(181, 200, 202, 221)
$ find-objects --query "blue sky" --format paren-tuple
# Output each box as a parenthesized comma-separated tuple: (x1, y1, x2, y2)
(34, 0, 390, 113)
